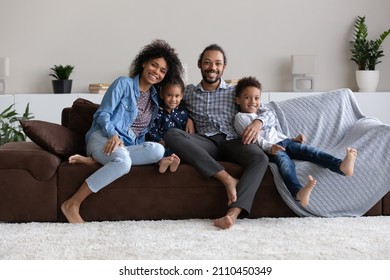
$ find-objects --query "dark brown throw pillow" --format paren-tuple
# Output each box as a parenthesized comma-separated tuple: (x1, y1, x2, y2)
(20, 120, 84, 157)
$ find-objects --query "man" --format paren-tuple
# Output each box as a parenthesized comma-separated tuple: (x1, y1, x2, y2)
(164, 44, 276, 229)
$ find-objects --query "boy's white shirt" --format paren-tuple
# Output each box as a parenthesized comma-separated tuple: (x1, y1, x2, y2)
(234, 112, 289, 153)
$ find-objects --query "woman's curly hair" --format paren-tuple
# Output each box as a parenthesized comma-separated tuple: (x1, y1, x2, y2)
(129, 39, 184, 87)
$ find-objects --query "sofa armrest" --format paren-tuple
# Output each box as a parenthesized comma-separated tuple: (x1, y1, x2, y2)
(0, 142, 61, 181)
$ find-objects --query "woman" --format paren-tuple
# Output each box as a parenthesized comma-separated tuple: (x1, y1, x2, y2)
(61, 39, 184, 223)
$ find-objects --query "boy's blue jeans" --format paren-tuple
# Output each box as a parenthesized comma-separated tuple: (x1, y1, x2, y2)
(268, 138, 343, 198)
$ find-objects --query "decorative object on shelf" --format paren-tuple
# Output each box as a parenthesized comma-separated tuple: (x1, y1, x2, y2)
(0, 57, 10, 94)
(0, 103, 34, 145)
(49, 64, 75, 94)
(291, 55, 318, 91)
(350, 16, 390, 92)
(88, 83, 110, 94)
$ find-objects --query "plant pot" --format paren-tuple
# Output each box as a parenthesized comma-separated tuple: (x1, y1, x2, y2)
(356, 70, 380, 92)
(52, 79, 72, 94)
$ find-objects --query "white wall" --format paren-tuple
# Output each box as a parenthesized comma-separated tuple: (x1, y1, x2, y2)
(1, 0, 389, 93)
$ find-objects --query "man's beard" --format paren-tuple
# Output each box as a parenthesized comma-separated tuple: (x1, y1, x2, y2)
(202, 70, 221, 84)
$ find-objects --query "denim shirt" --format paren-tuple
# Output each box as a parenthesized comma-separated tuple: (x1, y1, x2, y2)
(85, 75, 160, 146)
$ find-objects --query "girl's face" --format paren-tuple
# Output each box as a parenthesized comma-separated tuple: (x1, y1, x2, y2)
(160, 84, 183, 112)
(235, 86, 261, 114)
(141, 57, 168, 85)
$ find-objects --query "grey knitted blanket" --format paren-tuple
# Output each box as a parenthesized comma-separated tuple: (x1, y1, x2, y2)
(267, 88, 390, 217)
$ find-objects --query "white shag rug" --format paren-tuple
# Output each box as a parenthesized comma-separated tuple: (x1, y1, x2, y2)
(1, 216, 389, 260)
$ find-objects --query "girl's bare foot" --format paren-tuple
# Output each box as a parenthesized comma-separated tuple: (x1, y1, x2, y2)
(340, 147, 358, 176)
(61, 200, 85, 224)
(158, 157, 173, 173)
(169, 154, 180, 172)
(296, 175, 317, 207)
(69, 154, 98, 165)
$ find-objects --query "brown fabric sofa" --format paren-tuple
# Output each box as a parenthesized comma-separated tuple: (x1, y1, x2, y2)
(0, 98, 388, 222)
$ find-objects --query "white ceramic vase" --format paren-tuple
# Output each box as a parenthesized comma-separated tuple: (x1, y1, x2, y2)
(356, 70, 380, 92)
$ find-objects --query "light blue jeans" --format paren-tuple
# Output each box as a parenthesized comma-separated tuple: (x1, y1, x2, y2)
(85, 130, 164, 193)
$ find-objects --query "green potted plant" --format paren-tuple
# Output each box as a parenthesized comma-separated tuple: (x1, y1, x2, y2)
(350, 16, 390, 92)
(49, 64, 75, 94)
(0, 103, 34, 145)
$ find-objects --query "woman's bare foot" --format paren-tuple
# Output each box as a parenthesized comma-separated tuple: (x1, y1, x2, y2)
(214, 207, 241, 229)
(169, 154, 180, 172)
(340, 147, 358, 176)
(61, 200, 85, 224)
(158, 157, 173, 173)
(69, 154, 98, 165)
(296, 175, 317, 207)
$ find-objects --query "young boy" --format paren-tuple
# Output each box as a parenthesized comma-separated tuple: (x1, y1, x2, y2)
(233, 76, 358, 207)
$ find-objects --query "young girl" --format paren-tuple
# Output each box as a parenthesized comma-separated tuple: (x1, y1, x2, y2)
(234, 76, 358, 207)
(147, 76, 189, 173)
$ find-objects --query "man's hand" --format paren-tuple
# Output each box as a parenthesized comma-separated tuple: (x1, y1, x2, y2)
(270, 144, 285, 155)
(185, 118, 195, 134)
(104, 134, 124, 155)
(241, 119, 262, 145)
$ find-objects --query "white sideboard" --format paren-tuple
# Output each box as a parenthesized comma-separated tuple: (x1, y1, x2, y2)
(1, 91, 389, 125)
(0, 93, 104, 124)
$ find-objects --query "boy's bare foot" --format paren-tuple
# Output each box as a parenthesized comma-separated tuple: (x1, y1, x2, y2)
(69, 154, 98, 165)
(340, 147, 358, 176)
(169, 154, 180, 172)
(158, 157, 173, 173)
(61, 200, 85, 224)
(214, 207, 241, 229)
(296, 175, 317, 207)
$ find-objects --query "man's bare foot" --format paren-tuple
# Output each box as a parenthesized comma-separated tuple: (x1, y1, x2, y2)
(340, 147, 358, 176)
(158, 157, 173, 173)
(61, 200, 85, 224)
(214, 170, 239, 206)
(69, 154, 98, 165)
(296, 175, 317, 207)
(214, 207, 241, 229)
(169, 154, 180, 172)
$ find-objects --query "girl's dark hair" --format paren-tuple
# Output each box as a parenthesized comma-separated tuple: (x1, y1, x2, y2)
(235, 76, 262, 97)
(198, 44, 227, 65)
(161, 75, 185, 94)
(129, 39, 184, 86)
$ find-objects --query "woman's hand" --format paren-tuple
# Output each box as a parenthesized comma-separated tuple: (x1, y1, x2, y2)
(104, 135, 124, 155)
(185, 118, 195, 134)
(241, 119, 262, 145)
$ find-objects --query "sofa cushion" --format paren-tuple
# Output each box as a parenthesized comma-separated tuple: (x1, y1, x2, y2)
(67, 98, 99, 138)
(20, 120, 83, 157)
(64, 98, 99, 154)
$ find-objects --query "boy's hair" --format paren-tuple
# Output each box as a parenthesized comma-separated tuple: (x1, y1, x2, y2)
(198, 44, 227, 65)
(161, 75, 185, 94)
(235, 76, 262, 97)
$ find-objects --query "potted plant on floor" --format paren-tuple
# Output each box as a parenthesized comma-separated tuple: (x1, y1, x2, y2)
(49, 64, 75, 93)
(350, 16, 390, 92)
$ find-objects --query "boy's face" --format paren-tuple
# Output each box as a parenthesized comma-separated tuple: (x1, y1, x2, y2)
(235, 86, 261, 114)
(160, 84, 183, 112)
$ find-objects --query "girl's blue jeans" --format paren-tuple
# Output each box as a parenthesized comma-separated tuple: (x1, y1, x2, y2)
(85, 130, 164, 193)
(268, 138, 343, 198)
